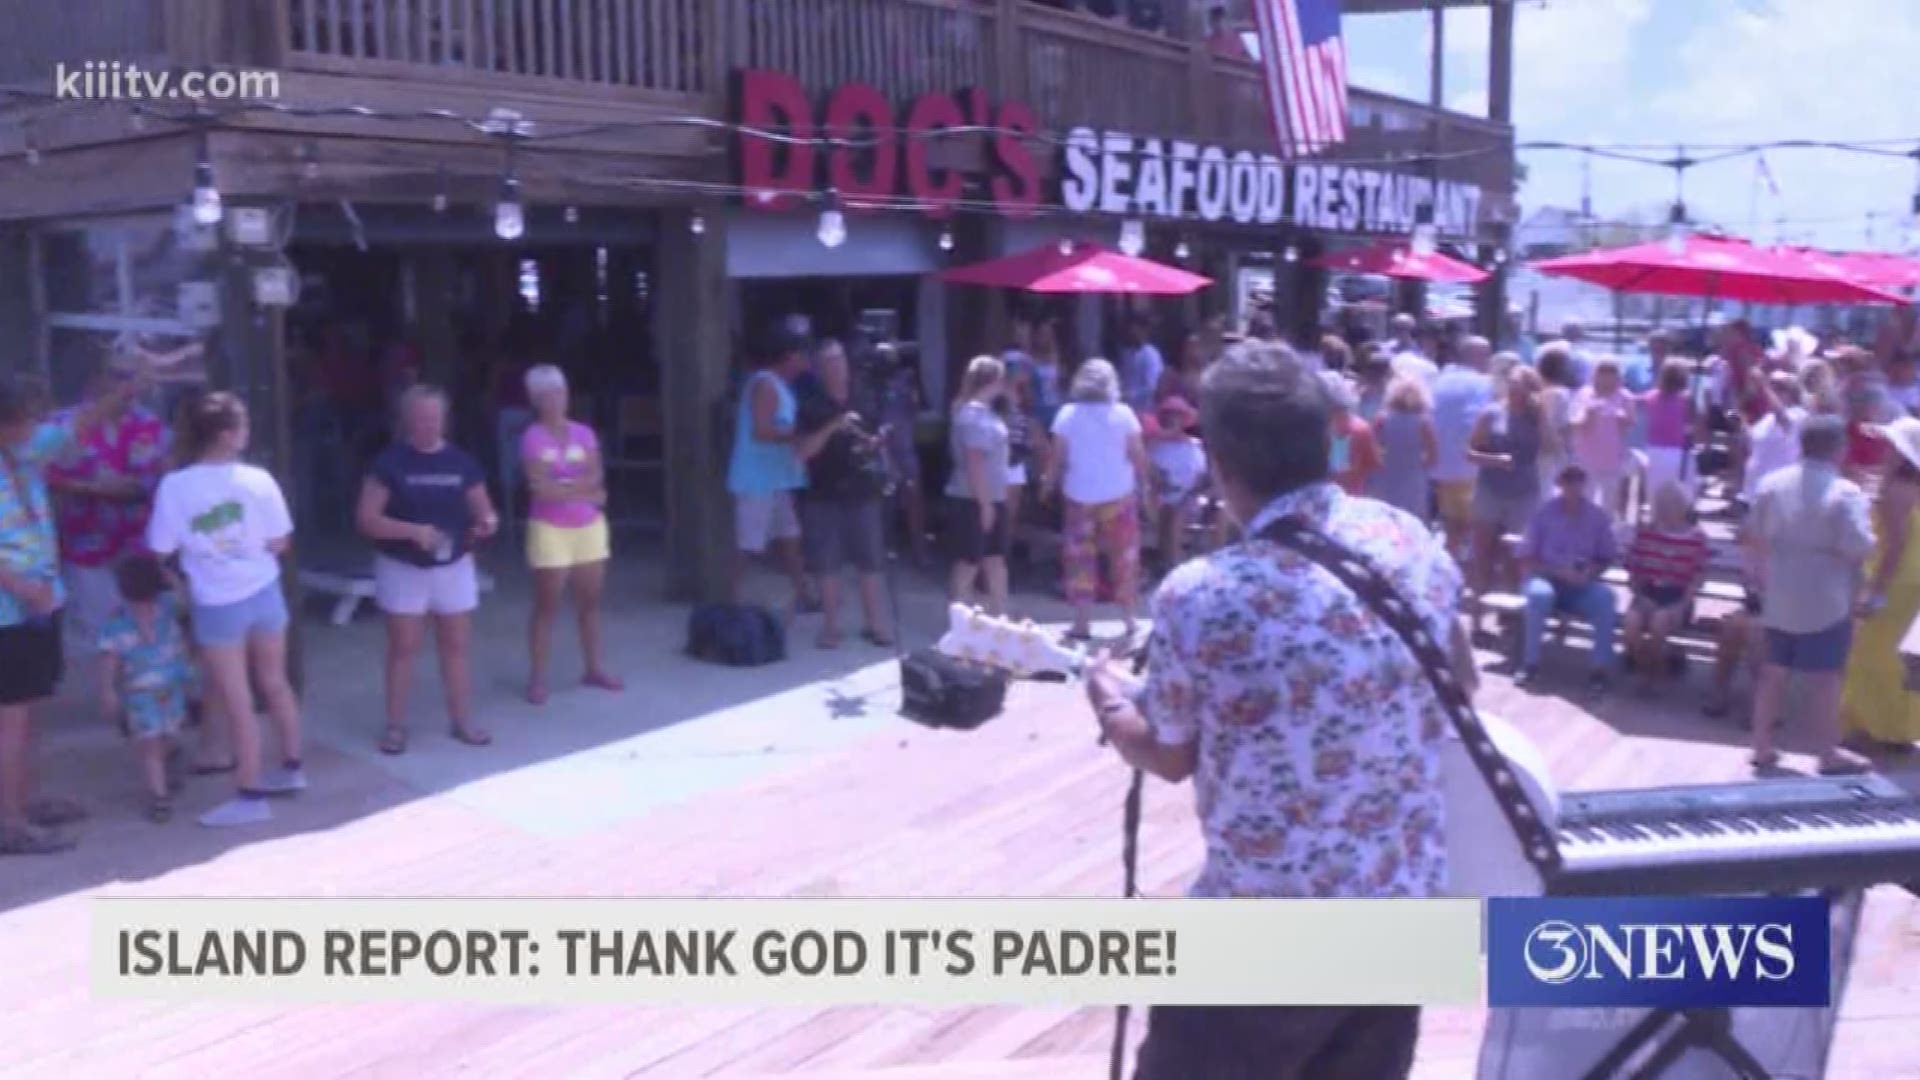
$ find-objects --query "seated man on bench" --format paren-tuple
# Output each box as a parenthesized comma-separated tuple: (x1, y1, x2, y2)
(1518, 464, 1620, 691)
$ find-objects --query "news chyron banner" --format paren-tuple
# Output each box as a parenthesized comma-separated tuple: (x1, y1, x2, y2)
(1487, 897, 1833, 1008)
(93, 898, 1482, 1006)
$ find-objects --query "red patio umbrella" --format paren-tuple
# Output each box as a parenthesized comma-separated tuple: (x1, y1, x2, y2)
(1819, 250, 1920, 291)
(1308, 240, 1489, 284)
(937, 241, 1212, 295)
(1531, 234, 1903, 305)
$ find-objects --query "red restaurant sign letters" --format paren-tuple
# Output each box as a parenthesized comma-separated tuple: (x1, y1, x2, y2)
(733, 69, 1041, 219)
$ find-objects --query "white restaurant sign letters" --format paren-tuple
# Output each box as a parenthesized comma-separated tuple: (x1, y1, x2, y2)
(1060, 127, 1484, 239)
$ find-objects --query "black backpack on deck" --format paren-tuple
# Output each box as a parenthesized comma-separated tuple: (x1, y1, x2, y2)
(686, 604, 786, 667)
(898, 647, 1008, 730)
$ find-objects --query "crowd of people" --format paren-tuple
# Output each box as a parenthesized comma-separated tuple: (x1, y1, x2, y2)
(1076, 315, 1920, 1075)
(0, 342, 629, 852)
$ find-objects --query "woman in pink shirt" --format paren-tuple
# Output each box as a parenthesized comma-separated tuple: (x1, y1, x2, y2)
(1640, 359, 1697, 503)
(519, 365, 621, 704)
(1568, 358, 1636, 523)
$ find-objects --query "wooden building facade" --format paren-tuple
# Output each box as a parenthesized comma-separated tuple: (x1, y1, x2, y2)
(0, 0, 1518, 611)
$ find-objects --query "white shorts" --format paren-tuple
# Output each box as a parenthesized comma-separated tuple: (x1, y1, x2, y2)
(374, 554, 480, 616)
(735, 491, 800, 554)
(1006, 463, 1029, 486)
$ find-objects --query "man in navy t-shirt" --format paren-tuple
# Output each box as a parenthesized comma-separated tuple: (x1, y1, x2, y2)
(354, 386, 498, 752)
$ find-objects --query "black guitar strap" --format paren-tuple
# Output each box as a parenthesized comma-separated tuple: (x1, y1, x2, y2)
(1255, 517, 1563, 878)
(1104, 519, 1559, 1080)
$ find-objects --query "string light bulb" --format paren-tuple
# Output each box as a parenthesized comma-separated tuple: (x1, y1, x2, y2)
(191, 153, 222, 226)
(1174, 239, 1191, 261)
(494, 174, 525, 241)
(937, 228, 954, 252)
(563, 205, 579, 225)
(431, 168, 449, 213)
(1118, 219, 1146, 257)
(1410, 203, 1437, 257)
(690, 213, 706, 235)
(815, 191, 846, 249)
(23, 128, 40, 167)
(1283, 244, 1299, 263)
(1057, 237, 1073, 256)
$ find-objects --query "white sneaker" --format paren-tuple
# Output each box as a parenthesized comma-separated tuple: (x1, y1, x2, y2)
(257, 767, 308, 796)
(198, 797, 272, 828)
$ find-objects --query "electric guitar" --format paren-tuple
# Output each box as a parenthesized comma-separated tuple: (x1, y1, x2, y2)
(932, 602, 1561, 898)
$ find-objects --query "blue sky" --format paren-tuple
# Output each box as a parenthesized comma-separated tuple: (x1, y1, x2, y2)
(1343, 0, 1920, 251)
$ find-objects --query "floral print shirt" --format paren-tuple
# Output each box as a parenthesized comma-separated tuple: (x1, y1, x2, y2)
(0, 420, 76, 628)
(45, 405, 168, 567)
(1141, 482, 1464, 898)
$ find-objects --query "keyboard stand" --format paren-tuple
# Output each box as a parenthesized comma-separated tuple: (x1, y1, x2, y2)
(1578, 1008, 1770, 1080)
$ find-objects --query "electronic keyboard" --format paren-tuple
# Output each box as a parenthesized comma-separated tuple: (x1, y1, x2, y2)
(1547, 773, 1920, 896)
(1445, 719, 1920, 898)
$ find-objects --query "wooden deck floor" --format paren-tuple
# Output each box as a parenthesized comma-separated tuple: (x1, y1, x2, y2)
(1, 648, 1918, 1078)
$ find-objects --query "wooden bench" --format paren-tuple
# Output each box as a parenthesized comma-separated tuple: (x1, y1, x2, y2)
(297, 566, 498, 626)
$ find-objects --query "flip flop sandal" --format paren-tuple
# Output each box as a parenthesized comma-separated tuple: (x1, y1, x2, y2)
(449, 726, 492, 747)
(1817, 754, 1870, 776)
(146, 796, 173, 824)
(0, 827, 75, 856)
(816, 632, 842, 650)
(1749, 750, 1782, 771)
(26, 797, 86, 829)
(861, 629, 895, 648)
(192, 759, 237, 776)
(379, 727, 409, 756)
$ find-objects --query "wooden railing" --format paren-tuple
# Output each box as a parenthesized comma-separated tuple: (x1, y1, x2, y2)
(1020, 5, 1190, 138)
(0, 0, 1512, 195)
(284, 0, 713, 94)
(723, 0, 996, 102)
(0, 0, 167, 85)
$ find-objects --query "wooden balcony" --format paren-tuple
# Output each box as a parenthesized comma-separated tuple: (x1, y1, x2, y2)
(2, 0, 1513, 201)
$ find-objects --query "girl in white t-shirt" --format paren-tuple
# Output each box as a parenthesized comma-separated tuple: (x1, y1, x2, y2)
(1146, 396, 1207, 572)
(1044, 359, 1151, 642)
(146, 392, 305, 829)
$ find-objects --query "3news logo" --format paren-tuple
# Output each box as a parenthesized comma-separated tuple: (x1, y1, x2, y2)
(1487, 897, 1831, 1008)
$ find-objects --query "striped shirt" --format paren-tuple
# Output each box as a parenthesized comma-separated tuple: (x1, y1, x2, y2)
(1625, 527, 1709, 592)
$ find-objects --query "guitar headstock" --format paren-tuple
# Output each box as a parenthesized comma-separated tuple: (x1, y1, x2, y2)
(935, 604, 1086, 678)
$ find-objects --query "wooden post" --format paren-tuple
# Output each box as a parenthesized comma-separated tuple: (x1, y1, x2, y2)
(216, 241, 303, 689)
(995, 0, 1025, 103)
(0, 228, 35, 377)
(1479, 0, 1517, 345)
(414, 250, 457, 388)
(653, 208, 733, 604)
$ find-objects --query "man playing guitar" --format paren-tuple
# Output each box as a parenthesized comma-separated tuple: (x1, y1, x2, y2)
(1084, 341, 1476, 1079)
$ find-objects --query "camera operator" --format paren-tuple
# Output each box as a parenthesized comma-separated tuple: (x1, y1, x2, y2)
(793, 339, 893, 649)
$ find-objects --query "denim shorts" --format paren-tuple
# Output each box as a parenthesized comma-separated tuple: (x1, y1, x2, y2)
(192, 582, 290, 647)
(1764, 618, 1853, 674)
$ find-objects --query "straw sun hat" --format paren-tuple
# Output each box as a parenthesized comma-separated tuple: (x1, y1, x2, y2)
(1871, 415, 1920, 473)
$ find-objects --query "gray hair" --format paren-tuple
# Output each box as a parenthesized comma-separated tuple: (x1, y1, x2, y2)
(1318, 370, 1354, 413)
(1800, 413, 1846, 460)
(1070, 358, 1121, 403)
(399, 383, 448, 412)
(1199, 341, 1332, 503)
(525, 364, 567, 396)
(1458, 335, 1492, 367)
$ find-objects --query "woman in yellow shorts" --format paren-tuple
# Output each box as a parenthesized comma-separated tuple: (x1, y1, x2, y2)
(519, 365, 622, 704)
(1840, 416, 1920, 755)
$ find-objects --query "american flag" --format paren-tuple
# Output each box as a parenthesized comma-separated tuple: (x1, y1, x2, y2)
(1252, 0, 1349, 158)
